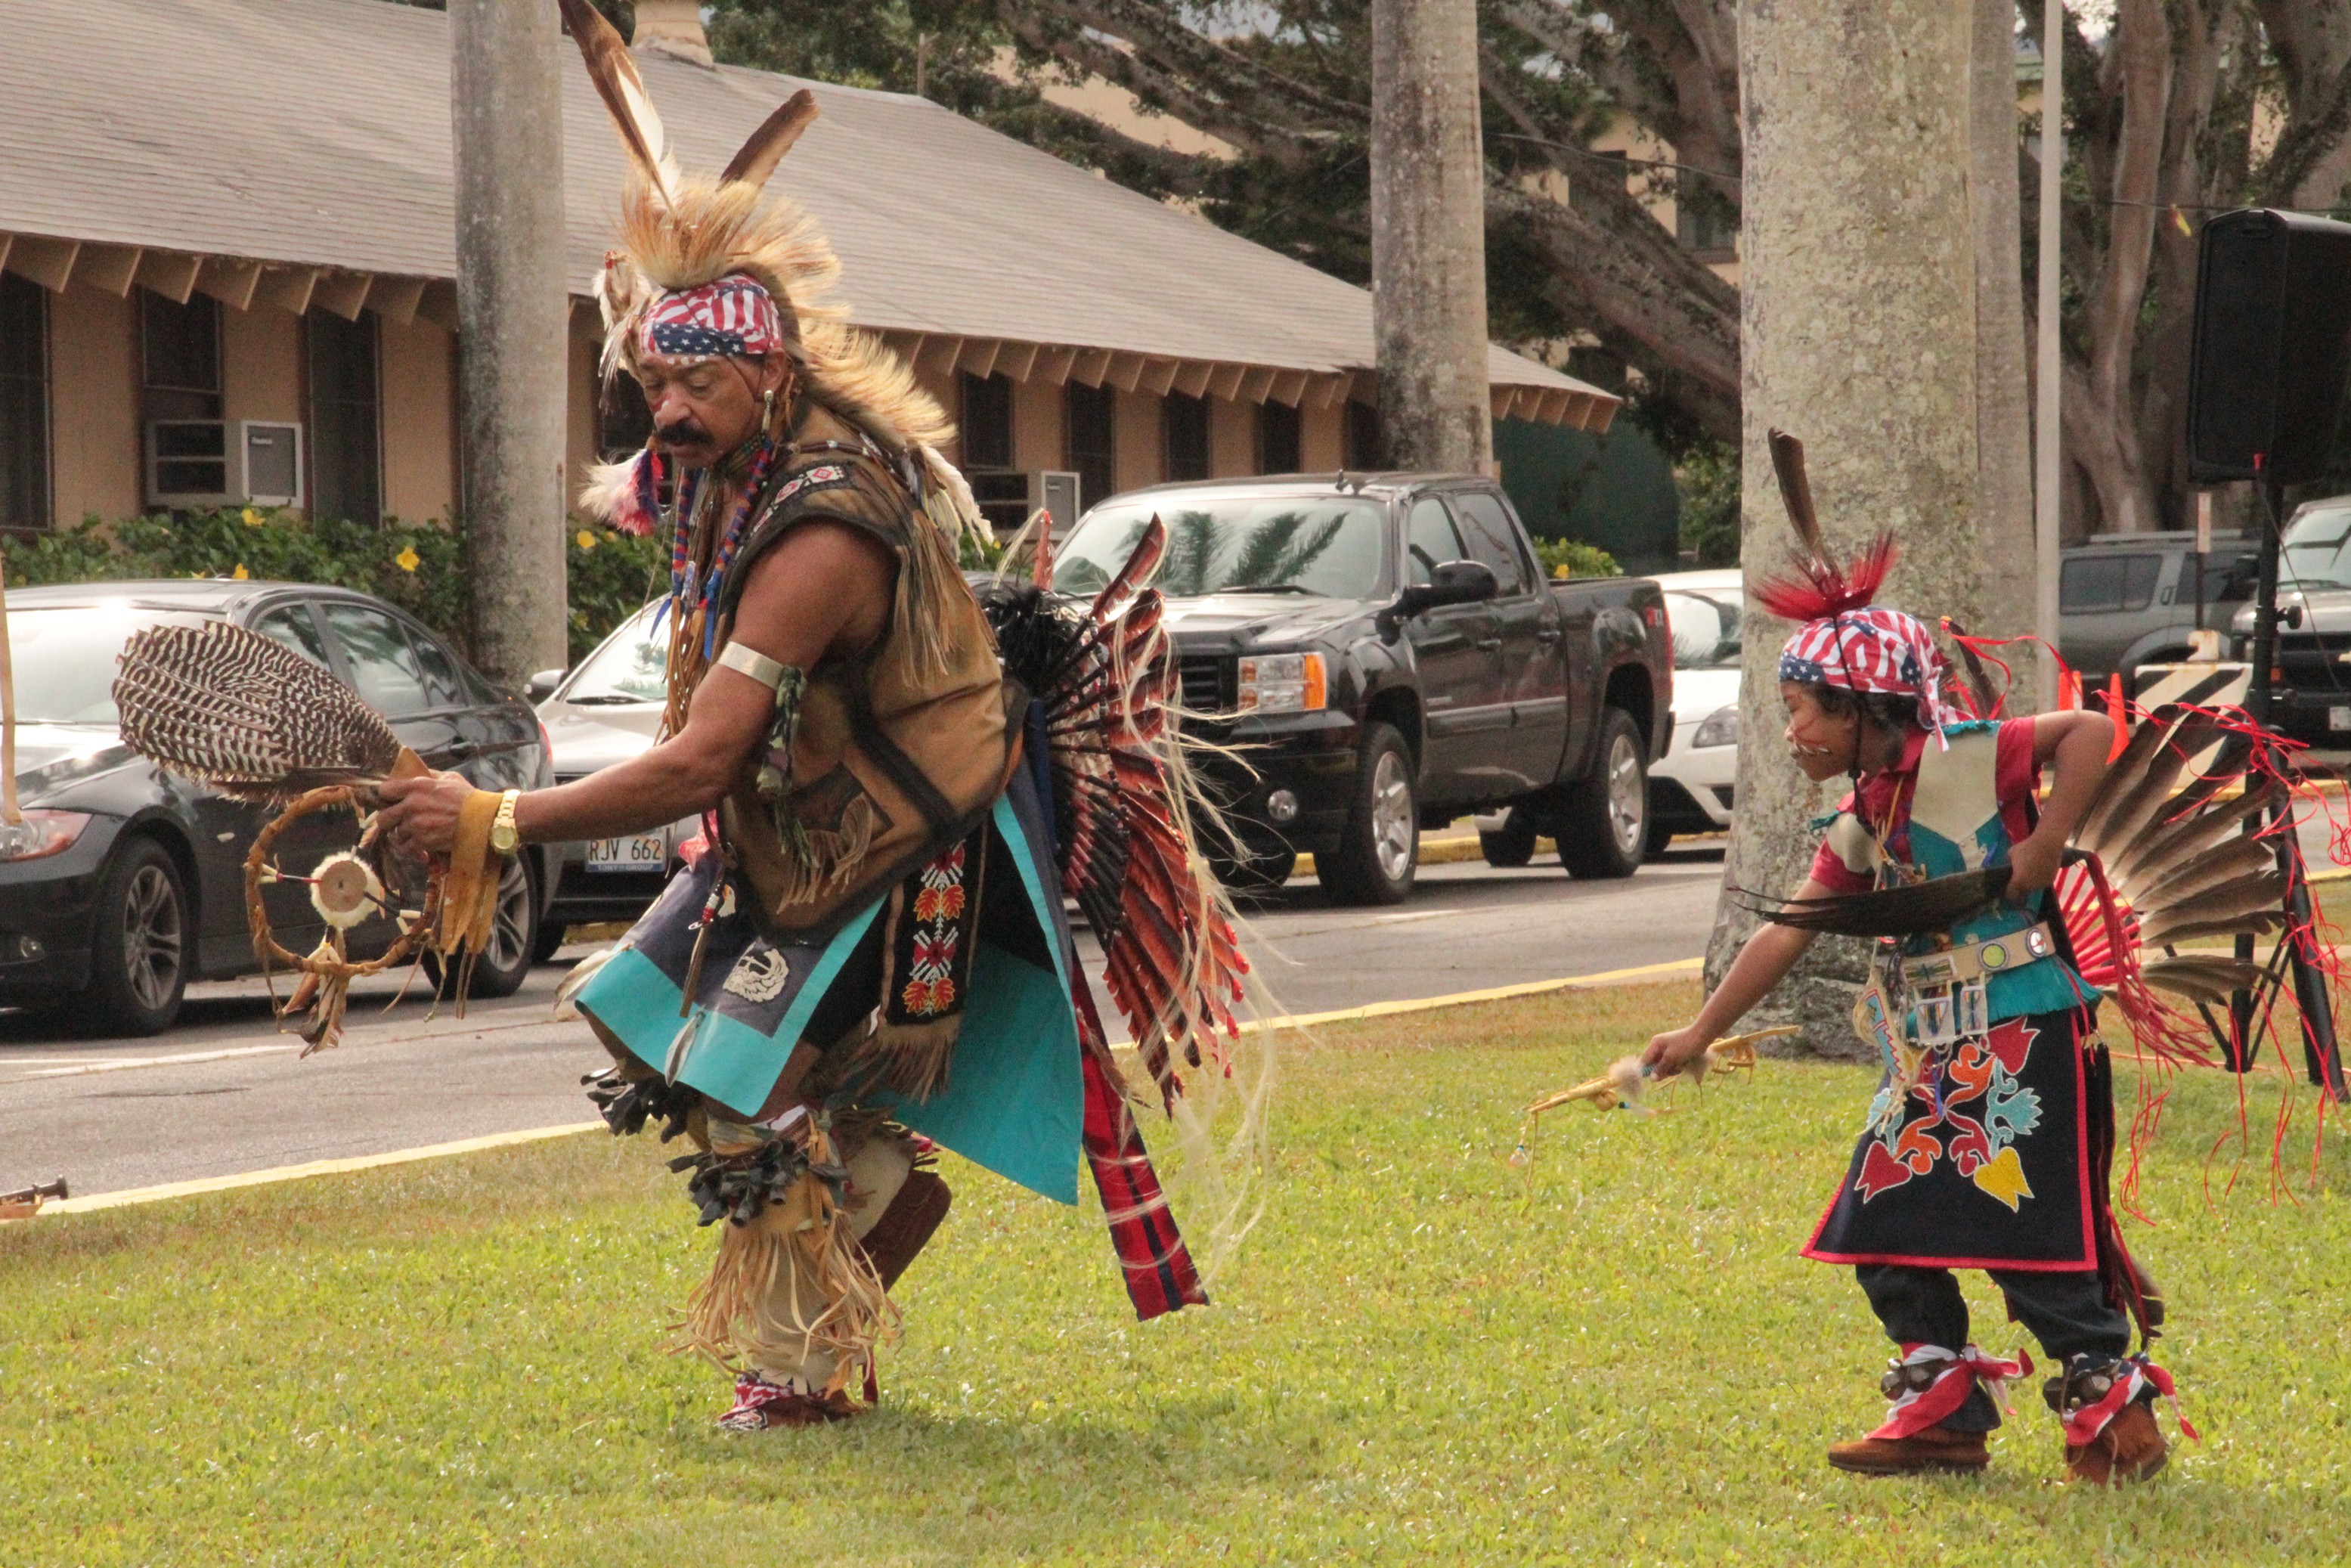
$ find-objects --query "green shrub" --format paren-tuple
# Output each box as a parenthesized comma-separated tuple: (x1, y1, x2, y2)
(5, 509, 665, 677)
(1675, 441, 1742, 567)
(565, 525, 668, 663)
(1531, 536, 1623, 579)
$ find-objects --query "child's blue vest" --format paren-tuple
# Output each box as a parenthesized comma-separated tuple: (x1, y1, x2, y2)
(1819, 722, 2085, 1024)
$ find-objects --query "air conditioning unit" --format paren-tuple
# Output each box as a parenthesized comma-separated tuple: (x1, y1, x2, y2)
(240, 421, 302, 507)
(143, 420, 304, 508)
(1029, 470, 1081, 536)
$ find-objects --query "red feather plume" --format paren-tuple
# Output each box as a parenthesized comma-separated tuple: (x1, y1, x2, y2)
(1751, 532, 1897, 623)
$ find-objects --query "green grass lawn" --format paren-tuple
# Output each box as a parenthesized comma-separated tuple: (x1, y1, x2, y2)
(8, 981, 2351, 1565)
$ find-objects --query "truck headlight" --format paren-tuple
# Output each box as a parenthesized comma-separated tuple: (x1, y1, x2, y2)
(0, 810, 91, 863)
(1237, 652, 1327, 714)
(1692, 705, 1739, 749)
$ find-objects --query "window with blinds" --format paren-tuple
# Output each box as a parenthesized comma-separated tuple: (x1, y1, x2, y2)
(1066, 380, 1115, 510)
(1163, 392, 1210, 481)
(308, 311, 381, 523)
(0, 274, 48, 529)
(1256, 399, 1301, 474)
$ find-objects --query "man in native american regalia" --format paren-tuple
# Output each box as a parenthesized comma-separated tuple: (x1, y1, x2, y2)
(1637, 435, 2269, 1486)
(378, 2, 1248, 1430)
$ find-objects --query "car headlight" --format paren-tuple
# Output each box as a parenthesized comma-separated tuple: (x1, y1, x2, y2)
(0, 810, 91, 863)
(1237, 652, 1327, 714)
(1692, 704, 1739, 749)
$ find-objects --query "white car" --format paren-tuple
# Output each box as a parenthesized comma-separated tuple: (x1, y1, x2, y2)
(1646, 568, 1742, 848)
(529, 601, 702, 940)
(1475, 566, 1741, 865)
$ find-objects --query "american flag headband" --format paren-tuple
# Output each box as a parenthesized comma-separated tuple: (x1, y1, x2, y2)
(638, 274, 787, 362)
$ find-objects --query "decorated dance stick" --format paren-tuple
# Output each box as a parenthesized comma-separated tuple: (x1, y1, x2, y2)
(1508, 1025, 1796, 1166)
(0, 1176, 67, 1221)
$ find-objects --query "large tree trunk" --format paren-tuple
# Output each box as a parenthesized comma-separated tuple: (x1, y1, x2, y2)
(1972, 0, 2038, 703)
(1708, 0, 1982, 1057)
(452, 0, 570, 688)
(1371, 0, 1493, 471)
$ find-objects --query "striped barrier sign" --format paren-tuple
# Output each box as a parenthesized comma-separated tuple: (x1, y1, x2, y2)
(2131, 662, 2253, 711)
(2132, 662, 2253, 776)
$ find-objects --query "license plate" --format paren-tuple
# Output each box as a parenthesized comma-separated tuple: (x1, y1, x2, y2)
(2333, 707, 2351, 733)
(587, 833, 668, 872)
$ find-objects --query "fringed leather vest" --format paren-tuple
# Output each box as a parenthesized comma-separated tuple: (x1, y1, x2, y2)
(710, 403, 1020, 940)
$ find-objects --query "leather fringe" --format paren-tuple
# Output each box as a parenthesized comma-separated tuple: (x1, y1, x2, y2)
(765, 793, 879, 905)
(821, 1015, 963, 1104)
(675, 1125, 897, 1391)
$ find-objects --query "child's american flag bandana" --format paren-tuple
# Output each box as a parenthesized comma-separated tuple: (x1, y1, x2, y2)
(1778, 606, 1965, 740)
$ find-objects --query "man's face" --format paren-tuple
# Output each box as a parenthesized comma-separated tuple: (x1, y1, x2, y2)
(637, 352, 781, 469)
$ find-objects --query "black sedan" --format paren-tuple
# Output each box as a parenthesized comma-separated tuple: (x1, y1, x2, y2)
(0, 579, 554, 1036)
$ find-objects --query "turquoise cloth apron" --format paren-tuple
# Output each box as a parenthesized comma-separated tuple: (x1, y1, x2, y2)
(574, 765, 1085, 1204)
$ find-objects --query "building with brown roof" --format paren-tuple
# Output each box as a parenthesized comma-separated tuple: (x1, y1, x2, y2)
(0, 0, 1613, 538)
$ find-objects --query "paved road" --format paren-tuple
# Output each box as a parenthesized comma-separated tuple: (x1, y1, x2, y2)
(0, 843, 1727, 1200)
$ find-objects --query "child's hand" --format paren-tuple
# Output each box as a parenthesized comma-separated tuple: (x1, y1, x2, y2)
(1643, 1026, 1713, 1078)
(2007, 830, 2064, 896)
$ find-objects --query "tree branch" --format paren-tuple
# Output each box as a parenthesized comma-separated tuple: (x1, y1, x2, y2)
(997, 1, 1343, 169)
(1007, 0, 1358, 129)
(2080, 0, 2170, 419)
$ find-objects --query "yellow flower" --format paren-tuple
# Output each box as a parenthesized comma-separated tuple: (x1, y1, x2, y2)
(575, 528, 597, 550)
(395, 545, 421, 574)
(231, 562, 249, 580)
(240, 507, 265, 528)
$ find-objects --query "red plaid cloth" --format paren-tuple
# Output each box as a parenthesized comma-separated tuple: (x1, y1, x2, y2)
(1071, 974, 1209, 1319)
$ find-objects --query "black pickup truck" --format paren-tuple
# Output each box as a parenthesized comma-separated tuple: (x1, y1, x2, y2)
(1051, 473, 1674, 904)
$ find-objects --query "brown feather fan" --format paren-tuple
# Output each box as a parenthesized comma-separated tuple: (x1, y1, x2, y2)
(113, 622, 410, 801)
(1752, 700, 2295, 1012)
(1738, 869, 2012, 938)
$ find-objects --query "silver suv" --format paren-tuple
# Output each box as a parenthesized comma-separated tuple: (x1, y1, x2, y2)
(2060, 531, 2254, 689)
(2228, 496, 2351, 748)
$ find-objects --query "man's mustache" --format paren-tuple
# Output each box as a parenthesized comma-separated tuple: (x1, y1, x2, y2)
(655, 420, 712, 446)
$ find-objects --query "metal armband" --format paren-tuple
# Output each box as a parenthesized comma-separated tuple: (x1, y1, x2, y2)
(714, 641, 808, 804)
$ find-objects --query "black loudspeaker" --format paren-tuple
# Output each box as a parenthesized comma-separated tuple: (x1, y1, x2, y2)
(2188, 208, 2351, 485)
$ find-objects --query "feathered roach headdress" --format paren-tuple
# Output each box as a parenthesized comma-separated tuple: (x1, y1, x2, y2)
(556, 0, 987, 554)
(1754, 429, 1962, 742)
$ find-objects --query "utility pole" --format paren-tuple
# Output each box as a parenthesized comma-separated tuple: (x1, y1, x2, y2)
(451, 0, 568, 689)
(1973, 0, 2039, 711)
(1369, 0, 1491, 474)
(1713, 0, 1981, 1056)
(2033, 0, 2064, 706)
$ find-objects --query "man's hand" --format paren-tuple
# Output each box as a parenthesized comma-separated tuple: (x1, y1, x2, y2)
(1643, 1025, 1714, 1078)
(2006, 828, 2065, 897)
(373, 770, 477, 859)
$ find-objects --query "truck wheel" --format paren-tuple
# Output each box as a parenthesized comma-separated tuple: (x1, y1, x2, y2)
(1479, 807, 1538, 868)
(1213, 847, 1298, 894)
(76, 837, 188, 1037)
(1320, 721, 1417, 905)
(1558, 708, 1649, 880)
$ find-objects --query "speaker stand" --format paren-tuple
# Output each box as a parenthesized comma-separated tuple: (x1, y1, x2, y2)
(2221, 475, 2346, 1095)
